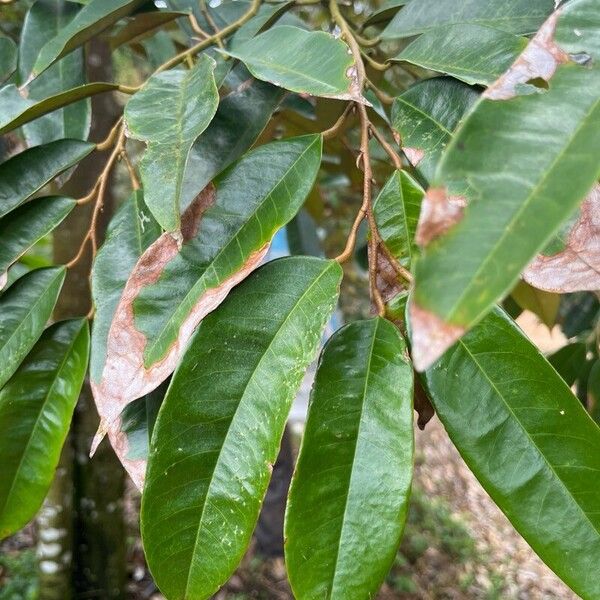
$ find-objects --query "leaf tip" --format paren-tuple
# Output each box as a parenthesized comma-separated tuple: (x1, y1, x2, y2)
(409, 300, 464, 371)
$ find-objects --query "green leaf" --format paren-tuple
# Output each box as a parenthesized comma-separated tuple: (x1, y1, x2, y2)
(19, 0, 91, 146)
(0, 35, 17, 84)
(373, 170, 424, 268)
(108, 10, 186, 50)
(0, 139, 93, 219)
(382, 0, 554, 39)
(141, 256, 342, 600)
(0, 82, 121, 137)
(394, 24, 527, 86)
(391, 78, 478, 182)
(285, 318, 413, 600)
(92, 135, 323, 456)
(410, 0, 600, 370)
(0, 319, 89, 539)
(124, 55, 219, 231)
(181, 70, 284, 209)
(29, 0, 146, 80)
(0, 197, 76, 287)
(230, 1, 293, 49)
(90, 190, 161, 487)
(510, 281, 560, 329)
(91, 191, 161, 383)
(548, 342, 587, 387)
(416, 307, 600, 600)
(0, 267, 66, 390)
(225, 26, 367, 103)
(364, 0, 407, 27)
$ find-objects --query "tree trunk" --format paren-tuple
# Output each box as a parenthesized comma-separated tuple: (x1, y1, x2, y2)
(38, 40, 125, 599)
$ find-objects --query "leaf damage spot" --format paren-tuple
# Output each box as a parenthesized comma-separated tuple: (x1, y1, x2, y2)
(415, 187, 467, 247)
(90, 184, 271, 484)
(523, 184, 600, 293)
(0, 272, 7, 291)
(409, 300, 465, 372)
(484, 10, 570, 101)
(403, 147, 424, 167)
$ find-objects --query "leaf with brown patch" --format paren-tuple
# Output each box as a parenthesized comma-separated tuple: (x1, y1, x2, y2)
(411, 0, 600, 370)
(523, 184, 600, 293)
(91, 135, 323, 473)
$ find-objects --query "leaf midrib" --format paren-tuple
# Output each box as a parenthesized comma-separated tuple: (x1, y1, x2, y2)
(328, 319, 379, 599)
(183, 262, 336, 598)
(458, 339, 600, 539)
(0, 323, 82, 519)
(0, 271, 63, 385)
(445, 91, 600, 325)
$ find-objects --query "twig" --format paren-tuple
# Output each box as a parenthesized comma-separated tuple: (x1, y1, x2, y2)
(322, 103, 354, 139)
(330, 0, 385, 317)
(154, 0, 260, 74)
(361, 50, 390, 71)
(188, 12, 211, 39)
(378, 241, 413, 284)
(95, 116, 123, 152)
(121, 150, 141, 190)
(67, 126, 127, 269)
(365, 77, 394, 105)
(200, 0, 225, 50)
(369, 123, 402, 169)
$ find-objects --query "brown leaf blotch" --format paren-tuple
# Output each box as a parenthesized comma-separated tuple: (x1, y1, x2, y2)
(91, 184, 271, 487)
(409, 300, 465, 372)
(403, 147, 424, 167)
(416, 187, 467, 247)
(484, 9, 570, 101)
(523, 184, 600, 293)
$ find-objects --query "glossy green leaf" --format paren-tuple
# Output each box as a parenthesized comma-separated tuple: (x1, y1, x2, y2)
(364, 0, 407, 27)
(391, 78, 478, 182)
(19, 0, 90, 145)
(0, 139, 94, 219)
(141, 256, 342, 600)
(410, 0, 600, 370)
(0, 267, 66, 390)
(0, 197, 76, 287)
(416, 307, 600, 599)
(394, 24, 527, 86)
(0, 82, 120, 137)
(0, 35, 17, 84)
(548, 342, 587, 387)
(382, 0, 554, 39)
(92, 135, 323, 456)
(285, 318, 413, 600)
(373, 170, 424, 268)
(125, 55, 219, 231)
(29, 0, 146, 80)
(0, 319, 89, 539)
(225, 26, 366, 103)
(90, 191, 161, 488)
(181, 69, 284, 209)
(230, 1, 293, 48)
(109, 11, 186, 50)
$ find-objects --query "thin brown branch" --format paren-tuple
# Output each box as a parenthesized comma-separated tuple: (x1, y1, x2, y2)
(369, 123, 402, 170)
(365, 77, 394, 105)
(330, 0, 385, 316)
(155, 0, 260, 74)
(322, 103, 354, 139)
(200, 0, 226, 49)
(188, 12, 211, 39)
(378, 240, 413, 284)
(361, 50, 390, 71)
